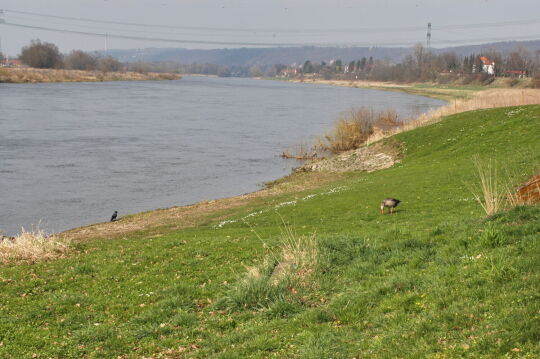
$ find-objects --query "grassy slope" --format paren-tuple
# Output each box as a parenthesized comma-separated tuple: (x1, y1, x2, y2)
(1, 106, 540, 358)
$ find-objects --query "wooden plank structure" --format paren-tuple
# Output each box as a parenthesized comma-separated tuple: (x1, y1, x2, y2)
(517, 173, 540, 204)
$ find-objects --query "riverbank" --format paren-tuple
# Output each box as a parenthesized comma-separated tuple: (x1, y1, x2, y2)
(283, 77, 534, 101)
(57, 87, 540, 240)
(0, 67, 181, 83)
(1, 103, 539, 358)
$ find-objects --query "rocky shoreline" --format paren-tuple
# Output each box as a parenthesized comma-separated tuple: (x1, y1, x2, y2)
(298, 141, 401, 173)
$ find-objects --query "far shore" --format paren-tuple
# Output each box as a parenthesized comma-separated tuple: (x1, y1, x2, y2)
(278, 77, 534, 101)
(0, 67, 181, 84)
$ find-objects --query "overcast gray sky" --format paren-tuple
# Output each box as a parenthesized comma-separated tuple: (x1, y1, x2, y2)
(1, 0, 540, 56)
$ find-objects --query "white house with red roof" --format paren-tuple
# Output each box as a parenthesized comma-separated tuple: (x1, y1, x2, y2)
(480, 56, 495, 75)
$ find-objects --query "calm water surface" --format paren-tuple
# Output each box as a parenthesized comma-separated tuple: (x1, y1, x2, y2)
(0, 77, 444, 235)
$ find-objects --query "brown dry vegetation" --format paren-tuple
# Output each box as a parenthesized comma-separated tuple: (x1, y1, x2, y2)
(0, 228, 70, 264)
(284, 108, 403, 159)
(471, 157, 506, 216)
(0, 67, 180, 83)
(321, 108, 402, 153)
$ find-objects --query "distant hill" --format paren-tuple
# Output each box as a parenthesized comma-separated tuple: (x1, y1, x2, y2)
(108, 46, 412, 66)
(108, 40, 540, 66)
(434, 40, 540, 57)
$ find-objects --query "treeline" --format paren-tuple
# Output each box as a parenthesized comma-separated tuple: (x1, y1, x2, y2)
(280, 44, 540, 85)
(4, 40, 124, 72)
(7, 40, 540, 84)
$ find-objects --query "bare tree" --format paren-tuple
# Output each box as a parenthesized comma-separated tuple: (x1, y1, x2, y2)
(505, 47, 533, 72)
(98, 56, 123, 72)
(19, 40, 63, 69)
(65, 50, 98, 70)
(248, 65, 263, 77)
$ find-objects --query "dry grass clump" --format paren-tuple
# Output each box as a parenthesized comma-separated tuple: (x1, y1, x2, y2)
(472, 155, 539, 215)
(270, 227, 319, 285)
(471, 157, 506, 216)
(366, 88, 540, 144)
(0, 227, 70, 263)
(219, 226, 320, 310)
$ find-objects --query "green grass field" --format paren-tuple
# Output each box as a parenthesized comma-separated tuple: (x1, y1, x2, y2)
(1, 105, 539, 358)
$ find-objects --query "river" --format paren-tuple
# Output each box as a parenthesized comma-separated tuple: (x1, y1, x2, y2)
(0, 76, 444, 235)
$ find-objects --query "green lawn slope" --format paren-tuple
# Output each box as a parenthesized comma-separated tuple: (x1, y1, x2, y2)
(1, 105, 539, 358)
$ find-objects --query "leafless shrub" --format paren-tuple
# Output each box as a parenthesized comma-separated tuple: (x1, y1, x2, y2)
(320, 108, 402, 154)
(281, 143, 317, 160)
(19, 40, 63, 69)
(506, 77, 519, 87)
(282, 107, 405, 159)
(98, 56, 123, 73)
(65, 50, 98, 71)
(531, 73, 540, 89)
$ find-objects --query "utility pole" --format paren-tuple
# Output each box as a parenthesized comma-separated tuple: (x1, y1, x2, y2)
(427, 22, 431, 50)
(0, 10, 5, 61)
(105, 32, 109, 56)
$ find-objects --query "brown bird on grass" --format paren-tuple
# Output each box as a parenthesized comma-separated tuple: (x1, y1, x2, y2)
(380, 198, 401, 214)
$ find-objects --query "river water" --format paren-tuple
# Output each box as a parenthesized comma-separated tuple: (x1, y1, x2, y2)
(0, 77, 444, 235)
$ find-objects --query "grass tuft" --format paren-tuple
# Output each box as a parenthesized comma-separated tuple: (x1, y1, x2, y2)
(479, 222, 507, 247)
(218, 227, 320, 311)
(0, 227, 70, 263)
(471, 157, 505, 216)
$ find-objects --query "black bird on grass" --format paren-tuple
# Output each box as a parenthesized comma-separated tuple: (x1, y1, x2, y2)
(380, 198, 400, 214)
(110, 211, 118, 222)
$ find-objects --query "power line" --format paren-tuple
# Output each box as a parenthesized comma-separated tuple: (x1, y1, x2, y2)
(1, 20, 427, 47)
(2, 9, 425, 33)
(431, 33, 540, 45)
(5, 14, 343, 39)
(5, 8, 540, 34)
(435, 19, 540, 30)
(1, 21, 293, 46)
(4, 20, 540, 49)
